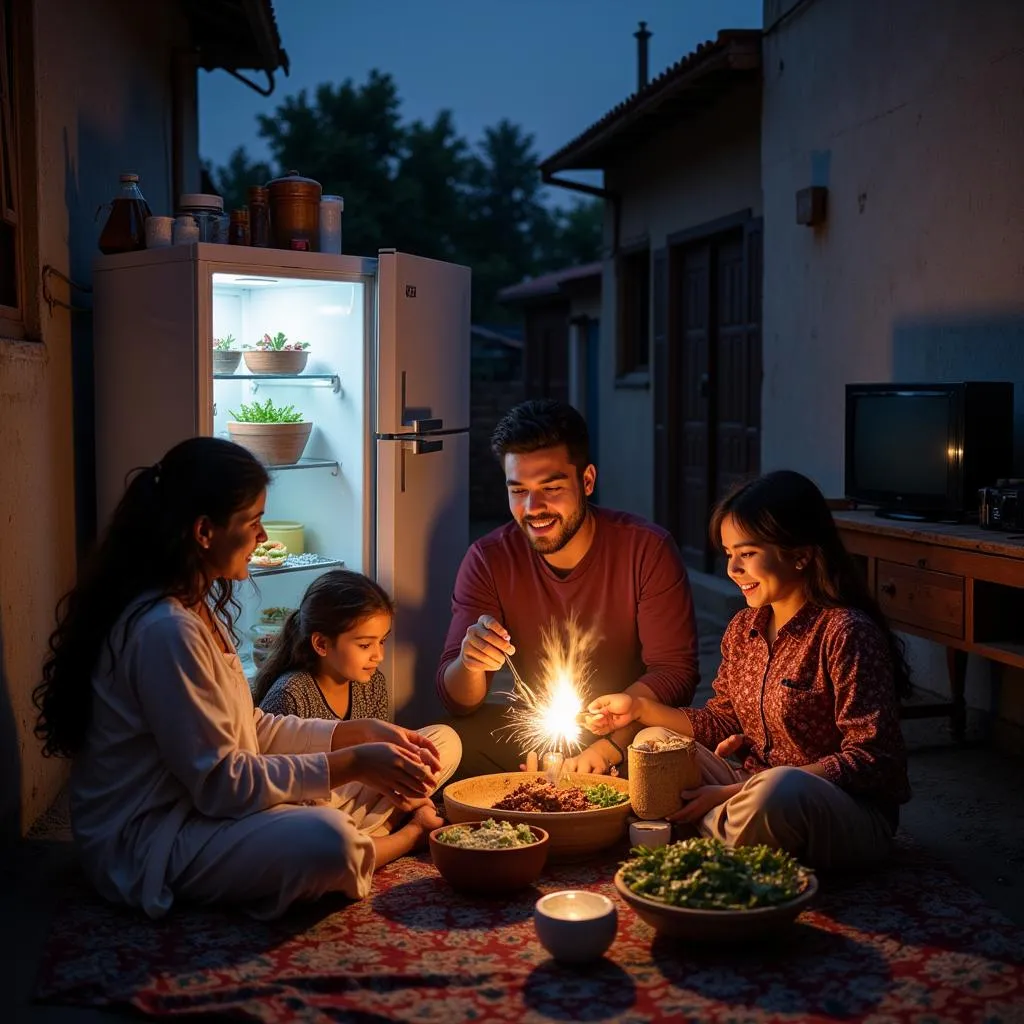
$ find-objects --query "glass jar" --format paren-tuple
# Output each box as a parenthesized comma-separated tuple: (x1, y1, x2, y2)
(319, 195, 343, 254)
(229, 209, 250, 246)
(98, 173, 152, 255)
(175, 193, 229, 243)
(248, 186, 271, 248)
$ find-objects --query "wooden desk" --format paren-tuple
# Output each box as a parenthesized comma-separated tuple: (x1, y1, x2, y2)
(834, 511, 1024, 740)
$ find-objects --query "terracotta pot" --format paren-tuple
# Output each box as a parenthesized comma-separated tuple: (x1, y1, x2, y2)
(243, 350, 309, 375)
(227, 420, 312, 466)
(429, 823, 550, 896)
(442, 772, 631, 860)
(267, 170, 321, 251)
(212, 350, 241, 374)
(628, 740, 700, 820)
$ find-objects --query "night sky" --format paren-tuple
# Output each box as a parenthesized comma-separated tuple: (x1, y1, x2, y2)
(199, 0, 763, 197)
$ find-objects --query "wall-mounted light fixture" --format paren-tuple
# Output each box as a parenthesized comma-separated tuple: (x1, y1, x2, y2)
(796, 186, 828, 227)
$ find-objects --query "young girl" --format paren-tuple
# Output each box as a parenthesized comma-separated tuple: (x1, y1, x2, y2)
(587, 470, 911, 870)
(253, 569, 462, 835)
(34, 437, 446, 921)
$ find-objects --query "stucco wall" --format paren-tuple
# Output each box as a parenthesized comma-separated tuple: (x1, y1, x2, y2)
(761, 0, 1024, 724)
(600, 83, 762, 519)
(761, 0, 1024, 487)
(0, 0, 195, 839)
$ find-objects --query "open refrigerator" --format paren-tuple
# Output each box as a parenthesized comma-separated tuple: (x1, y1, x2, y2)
(93, 244, 471, 725)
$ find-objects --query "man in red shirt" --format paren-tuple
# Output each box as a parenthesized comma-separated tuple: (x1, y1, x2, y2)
(437, 399, 700, 777)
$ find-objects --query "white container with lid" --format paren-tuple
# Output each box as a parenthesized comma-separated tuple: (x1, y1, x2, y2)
(176, 193, 229, 244)
(319, 195, 343, 254)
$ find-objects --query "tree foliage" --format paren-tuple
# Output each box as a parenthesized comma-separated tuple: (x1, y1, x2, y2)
(206, 72, 602, 323)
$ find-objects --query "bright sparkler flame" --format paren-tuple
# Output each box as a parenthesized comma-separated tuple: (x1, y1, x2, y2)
(495, 613, 601, 757)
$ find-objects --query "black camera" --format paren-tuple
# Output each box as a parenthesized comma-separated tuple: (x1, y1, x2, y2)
(979, 483, 1024, 532)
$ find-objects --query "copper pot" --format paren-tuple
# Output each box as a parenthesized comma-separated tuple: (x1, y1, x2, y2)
(267, 170, 322, 251)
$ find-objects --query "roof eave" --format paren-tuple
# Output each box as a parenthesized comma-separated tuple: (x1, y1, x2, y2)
(541, 33, 761, 175)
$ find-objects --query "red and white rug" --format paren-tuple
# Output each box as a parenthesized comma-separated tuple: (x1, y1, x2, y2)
(34, 839, 1024, 1022)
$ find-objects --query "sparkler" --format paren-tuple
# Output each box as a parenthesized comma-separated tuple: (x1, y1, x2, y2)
(494, 612, 601, 759)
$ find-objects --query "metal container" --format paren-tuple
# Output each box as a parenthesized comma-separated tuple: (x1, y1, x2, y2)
(267, 170, 322, 251)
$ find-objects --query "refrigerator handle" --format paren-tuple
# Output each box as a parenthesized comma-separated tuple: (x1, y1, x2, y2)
(401, 438, 444, 455)
(404, 417, 443, 432)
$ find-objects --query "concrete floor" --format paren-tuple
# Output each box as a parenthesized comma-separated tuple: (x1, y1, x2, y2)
(4, 627, 1023, 1023)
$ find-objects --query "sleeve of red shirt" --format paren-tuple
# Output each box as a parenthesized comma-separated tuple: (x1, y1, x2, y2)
(633, 532, 700, 706)
(685, 618, 744, 748)
(817, 613, 909, 798)
(435, 542, 502, 715)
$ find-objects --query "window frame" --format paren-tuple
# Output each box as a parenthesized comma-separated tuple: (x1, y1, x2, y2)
(0, 0, 37, 340)
(615, 241, 651, 386)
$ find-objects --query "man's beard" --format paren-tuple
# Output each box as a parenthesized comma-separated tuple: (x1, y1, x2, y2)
(518, 496, 588, 554)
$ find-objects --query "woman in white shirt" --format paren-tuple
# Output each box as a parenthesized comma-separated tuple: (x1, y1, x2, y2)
(34, 437, 449, 920)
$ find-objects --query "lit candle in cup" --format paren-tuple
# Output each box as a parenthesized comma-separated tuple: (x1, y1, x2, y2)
(542, 750, 565, 784)
(534, 891, 617, 963)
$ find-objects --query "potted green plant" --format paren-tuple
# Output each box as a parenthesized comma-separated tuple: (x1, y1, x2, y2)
(226, 398, 312, 466)
(242, 332, 310, 375)
(213, 335, 241, 375)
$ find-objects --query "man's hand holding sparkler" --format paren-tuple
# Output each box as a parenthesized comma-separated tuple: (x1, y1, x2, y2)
(460, 614, 516, 673)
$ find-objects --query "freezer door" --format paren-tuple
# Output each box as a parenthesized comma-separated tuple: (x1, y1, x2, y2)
(375, 431, 469, 726)
(376, 250, 471, 435)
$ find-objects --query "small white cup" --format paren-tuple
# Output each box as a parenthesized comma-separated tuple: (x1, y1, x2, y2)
(145, 216, 174, 248)
(629, 820, 672, 849)
(534, 891, 617, 964)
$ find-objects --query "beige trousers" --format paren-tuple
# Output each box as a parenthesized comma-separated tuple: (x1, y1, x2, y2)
(634, 726, 895, 871)
(167, 723, 462, 919)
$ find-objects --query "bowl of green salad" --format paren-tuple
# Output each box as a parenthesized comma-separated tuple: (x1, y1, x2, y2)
(614, 837, 817, 941)
(429, 818, 551, 895)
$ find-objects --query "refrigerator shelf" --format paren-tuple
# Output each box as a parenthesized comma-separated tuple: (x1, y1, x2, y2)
(250, 555, 346, 578)
(268, 457, 340, 475)
(214, 373, 342, 393)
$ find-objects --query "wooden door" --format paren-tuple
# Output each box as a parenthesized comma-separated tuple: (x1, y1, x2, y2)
(677, 244, 712, 567)
(655, 218, 762, 572)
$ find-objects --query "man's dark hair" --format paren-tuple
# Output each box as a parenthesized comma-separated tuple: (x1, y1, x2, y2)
(490, 399, 591, 470)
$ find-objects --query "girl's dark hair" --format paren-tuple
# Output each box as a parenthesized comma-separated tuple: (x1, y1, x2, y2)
(710, 469, 913, 699)
(490, 399, 591, 472)
(252, 570, 394, 703)
(34, 437, 270, 757)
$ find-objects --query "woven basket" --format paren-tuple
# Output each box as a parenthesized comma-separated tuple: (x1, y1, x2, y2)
(628, 739, 700, 820)
(227, 421, 312, 466)
(243, 350, 309, 375)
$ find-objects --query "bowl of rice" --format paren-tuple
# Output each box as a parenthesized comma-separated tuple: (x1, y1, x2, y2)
(614, 837, 818, 941)
(442, 772, 631, 860)
(429, 818, 550, 895)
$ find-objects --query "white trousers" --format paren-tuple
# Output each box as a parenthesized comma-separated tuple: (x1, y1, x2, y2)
(166, 723, 462, 919)
(634, 726, 895, 871)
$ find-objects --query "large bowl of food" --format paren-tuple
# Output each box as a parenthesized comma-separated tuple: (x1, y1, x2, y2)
(613, 837, 817, 941)
(443, 772, 631, 860)
(429, 819, 550, 895)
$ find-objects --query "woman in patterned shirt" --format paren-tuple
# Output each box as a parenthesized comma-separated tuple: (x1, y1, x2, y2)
(587, 470, 911, 870)
(254, 570, 461, 827)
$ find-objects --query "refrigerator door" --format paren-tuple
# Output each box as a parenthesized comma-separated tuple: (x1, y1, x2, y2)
(376, 250, 471, 435)
(376, 430, 469, 726)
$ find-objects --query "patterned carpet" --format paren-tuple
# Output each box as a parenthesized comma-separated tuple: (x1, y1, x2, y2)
(34, 837, 1024, 1023)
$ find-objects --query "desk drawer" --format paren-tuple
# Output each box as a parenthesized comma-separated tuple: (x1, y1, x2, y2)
(876, 561, 964, 639)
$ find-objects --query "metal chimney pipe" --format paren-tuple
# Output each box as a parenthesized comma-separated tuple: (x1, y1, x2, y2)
(634, 20, 652, 91)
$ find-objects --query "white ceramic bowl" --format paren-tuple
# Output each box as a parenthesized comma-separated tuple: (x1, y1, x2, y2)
(534, 890, 618, 963)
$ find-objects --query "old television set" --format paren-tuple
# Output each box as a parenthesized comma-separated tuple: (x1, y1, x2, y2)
(844, 381, 1014, 521)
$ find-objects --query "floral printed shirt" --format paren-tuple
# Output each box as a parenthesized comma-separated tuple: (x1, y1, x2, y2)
(686, 603, 911, 807)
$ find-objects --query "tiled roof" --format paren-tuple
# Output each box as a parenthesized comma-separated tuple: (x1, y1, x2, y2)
(184, 0, 289, 75)
(540, 29, 761, 174)
(498, 261, 603, 304)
